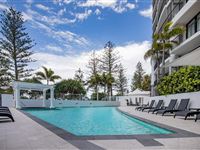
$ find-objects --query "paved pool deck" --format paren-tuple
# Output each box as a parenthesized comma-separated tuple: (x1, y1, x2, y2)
(0, 107, 200, 150)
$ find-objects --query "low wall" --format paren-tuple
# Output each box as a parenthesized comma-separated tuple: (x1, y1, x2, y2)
(18, 99, 120, 108)
(1, 94, 14, 107)
(151, 91, 200, 108)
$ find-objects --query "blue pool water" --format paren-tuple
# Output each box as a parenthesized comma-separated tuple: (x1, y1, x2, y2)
(24, 107, 173, 136)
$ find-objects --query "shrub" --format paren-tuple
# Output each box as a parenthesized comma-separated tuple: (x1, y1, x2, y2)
(157, 66, 200, 95)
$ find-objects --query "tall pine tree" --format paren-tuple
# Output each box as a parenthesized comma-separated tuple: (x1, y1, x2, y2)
(100, 41, 120, 97)
(0, 7, 35, 81)
(115, 64, 127, 96)
(0, 55, 10, 87)
(131, 62, 145, 91)
(74, 68, 84, 84)
(87, 51, 101, 100)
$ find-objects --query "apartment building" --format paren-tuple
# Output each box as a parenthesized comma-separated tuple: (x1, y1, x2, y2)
(151, 0, 200, 96)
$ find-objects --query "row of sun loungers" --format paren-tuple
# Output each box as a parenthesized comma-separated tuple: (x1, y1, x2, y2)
(0, 106, 14, 122)
(135, 99, 200, 122)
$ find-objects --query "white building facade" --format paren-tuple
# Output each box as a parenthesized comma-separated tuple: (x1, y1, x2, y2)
(151, 0, 200, 96)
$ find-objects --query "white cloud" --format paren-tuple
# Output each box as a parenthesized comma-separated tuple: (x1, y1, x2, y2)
(33, 41, 151, 87)
(75, 9, 92, 21)
(57, 8, 66, 16)
(22, 12, 32, 21)
(26, 8, 76, 26)
(35, 4, 50, 11)
(78, 0, 117, 8)
(26, 0, 33, 4)
(0, 3, 8, 10)
(126, 3, 135, 9)
(63, 0, 73, 4)
(139, 5, 152, 19)
(94, 8, 101, 15)
(78, 0, 136, 13)
(45, 45, 63, 52)
(33, 21, 89, 47)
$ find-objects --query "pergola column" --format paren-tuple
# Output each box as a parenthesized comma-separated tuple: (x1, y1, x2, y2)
(42, 89, 47, 107)
(15, 88, 21, 109)
(50, 87, 55, 108)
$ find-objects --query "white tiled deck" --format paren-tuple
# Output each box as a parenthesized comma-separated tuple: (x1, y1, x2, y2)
(0, 107, 200, 150)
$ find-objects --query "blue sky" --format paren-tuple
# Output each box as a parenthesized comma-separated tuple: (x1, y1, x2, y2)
(0, 0, 152, 85)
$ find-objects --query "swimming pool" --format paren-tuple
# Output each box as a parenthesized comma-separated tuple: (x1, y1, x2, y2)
(24, 107, 173, 136)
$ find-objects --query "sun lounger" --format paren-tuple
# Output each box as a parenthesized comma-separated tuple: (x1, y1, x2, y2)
(156, 99, 177, 115)
(0, 107, 14, 122)
(141, 100, 155, 112)
(148, 100, 163, 113)
(174, 108, 200, 121)
(0, 111, 14, 122)
(158, 99, 189, 117)
(195, 113, 200, 122)
(135, 100, 155, 111)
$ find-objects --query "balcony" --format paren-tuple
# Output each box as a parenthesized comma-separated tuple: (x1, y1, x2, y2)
(171, 31, 200, 55)
(155, 0, 187, 33)
(172, 0, 200, 26)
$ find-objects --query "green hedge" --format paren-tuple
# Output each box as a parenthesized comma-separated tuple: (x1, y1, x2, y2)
(157, 66, 200, 95)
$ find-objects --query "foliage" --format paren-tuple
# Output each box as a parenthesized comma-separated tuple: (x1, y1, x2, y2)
(74, 68, 84, 84)
(86, 51, 101, 98)
(36, 66, 61, 85)
(23, 77, 42, 84)
(144, 34, 162, 81)
(0, 56, 10, 87)
(157, 66, 200, 95)
(131, 62, 145, 91)
(159, 21, 185, 76)
(141, 74, 151, 91)
(0, 7, 35, 81)
(115, 64, 127, 96)
(91, 92, 106, 100)
(0, 87, 13, 94)
(100, 41, 120, 96)
(55, 79, 86, 98)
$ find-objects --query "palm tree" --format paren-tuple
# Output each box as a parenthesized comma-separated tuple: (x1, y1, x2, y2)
(87, 73, 102, 100)
(159, 21, 184, 76)
(144, 34, 162, 81)
(100, 73, 115, 100)
(36, 66, 61, 85)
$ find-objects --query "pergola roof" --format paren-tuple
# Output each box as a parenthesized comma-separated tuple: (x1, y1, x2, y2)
(13, 81, 53, 91)
(166, 47, 200, 67)
(128, 88, 150, 96)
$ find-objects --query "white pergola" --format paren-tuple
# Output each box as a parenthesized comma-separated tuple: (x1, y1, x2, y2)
(166, 47, 200, 67)
(13, 81, 55, 109)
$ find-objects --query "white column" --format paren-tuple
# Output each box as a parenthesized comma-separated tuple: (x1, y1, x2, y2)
(42, 89, 46, 107)
(169, 54, 176, 74)
(50, 87, 54, 108)
(15, 88, 21, 109)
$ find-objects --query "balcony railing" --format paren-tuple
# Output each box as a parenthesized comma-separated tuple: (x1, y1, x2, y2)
(156, 0, 188, 34)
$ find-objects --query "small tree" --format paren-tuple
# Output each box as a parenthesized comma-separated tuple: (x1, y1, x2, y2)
(0, 7, 35, 81)
(36, 66, 61, 85)
(141, 74, 151, 91)
(55, 79, 86, 99)
(131, 62, 145, 91)
(115, 64, 127, 96)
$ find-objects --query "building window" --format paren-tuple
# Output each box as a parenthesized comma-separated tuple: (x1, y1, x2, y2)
(187, 20, 195, 38)
(197, 13, 200, 31)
